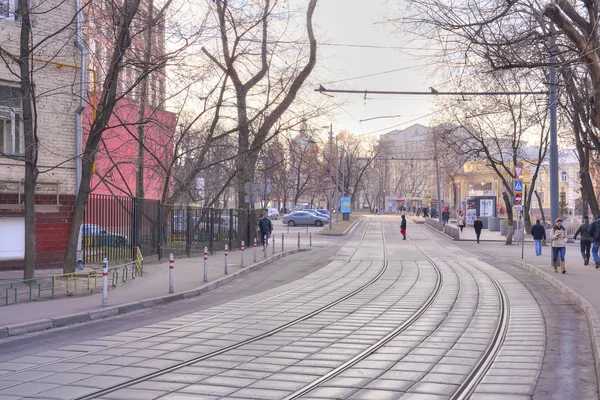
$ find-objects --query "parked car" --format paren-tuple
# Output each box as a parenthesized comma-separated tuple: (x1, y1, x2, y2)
(282, 211, 329, 227)
(268, 208, 280, 220)
(317, 209, 329, 216)
(81, 223, 128, 247)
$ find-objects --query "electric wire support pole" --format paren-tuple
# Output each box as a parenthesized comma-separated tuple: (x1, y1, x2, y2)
(549, 26, 559, 224)
(336, 134, 339, 224)
(433, 133, 443, 223)
(328, 125, 333, 230)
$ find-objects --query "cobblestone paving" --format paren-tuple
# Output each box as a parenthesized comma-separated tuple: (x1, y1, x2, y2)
(0, 218, 547, 400)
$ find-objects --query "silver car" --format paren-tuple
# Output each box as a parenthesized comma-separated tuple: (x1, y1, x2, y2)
(282, 211, 329, 227)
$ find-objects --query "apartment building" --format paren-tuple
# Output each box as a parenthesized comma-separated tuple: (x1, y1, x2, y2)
(0, 0, 80, 268)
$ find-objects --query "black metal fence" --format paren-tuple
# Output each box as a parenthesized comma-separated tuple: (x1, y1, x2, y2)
(82, 194, 263, 264)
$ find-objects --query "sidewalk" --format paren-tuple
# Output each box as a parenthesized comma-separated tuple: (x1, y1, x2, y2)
(0, 233, 336, 333)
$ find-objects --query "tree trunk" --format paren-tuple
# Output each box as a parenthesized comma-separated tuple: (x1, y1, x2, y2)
(503, 191, 514, 245)
(19, 0, 37, 280)
(534, 190, 546, 226)
(63, 0, 142, 272)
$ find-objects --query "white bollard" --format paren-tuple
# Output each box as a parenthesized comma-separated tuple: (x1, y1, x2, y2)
(297, 232, 300, 249)
(253, 238, 257, 263)
(169, 253, 174, 293)
(272, 235, 275, 255)
(241, 241, 245, 267)
(224, 244, 229, 275)
(102, 257, 108, 307)
(282, 233, 284, 252)
(264, 235, 267, 258)
(203, 247, 208, 282)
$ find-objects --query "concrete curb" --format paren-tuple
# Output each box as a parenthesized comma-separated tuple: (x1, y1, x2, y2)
(0, 248, 311, 339)
(509, 259, 600, 394)
(316, 216, 365, 236)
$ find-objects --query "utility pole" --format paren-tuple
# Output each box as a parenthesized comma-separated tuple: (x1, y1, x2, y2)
(549, 25, 559, 224)
(433, 133, 443, 223)
(328, 125, 333, 230)
(336, 135, 339, 224)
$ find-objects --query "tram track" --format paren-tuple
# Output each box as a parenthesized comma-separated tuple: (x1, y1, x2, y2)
(0, 218, 372, 380)
(72, 218, 397, 399)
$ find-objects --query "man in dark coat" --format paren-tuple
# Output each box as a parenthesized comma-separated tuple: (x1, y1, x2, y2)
(574, 216, 592, 265)
(530, 219, 546, 256)
(258, 212, 272, 250)
(474, 216, 483, 243)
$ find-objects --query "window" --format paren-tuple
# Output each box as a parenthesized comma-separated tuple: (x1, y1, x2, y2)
(0, 86, 23, 155)
(560, 171, 568, 182)
(0, 0, 21, 21)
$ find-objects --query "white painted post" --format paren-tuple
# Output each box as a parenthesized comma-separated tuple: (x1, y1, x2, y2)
(241, 241, 245, 267)
(169, 253, 174, 293)
(310, 232, 312, 247)
(297, 232, 300, 249)
(224, 244, 229, 275)
(272, 235, 275, 255)
(253, 238, 257, 263)
(282, 233, 284, 252)
(264, 235, 267, 258)
(102, 257, 108, 307)
(203, 247, 208, 282)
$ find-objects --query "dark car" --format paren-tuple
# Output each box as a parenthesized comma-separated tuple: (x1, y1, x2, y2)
(82, 223, 128, 247)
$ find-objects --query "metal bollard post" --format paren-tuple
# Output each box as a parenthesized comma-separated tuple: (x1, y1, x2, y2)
(203, 247, 208, 282)
(102, 257, 108, 307)
(253, 238, 257, 263)
(306, 226, 308, 234)
(310, 232, 312, 247)
(282, 233, 284, 252)
(264, 235, 267, 258)
(298, 232, 300, 249)
(272, 235, 275, 255)
(241, 241, 245, 267)
(169, 253, 174, 294)
(224, 244, 229, 275)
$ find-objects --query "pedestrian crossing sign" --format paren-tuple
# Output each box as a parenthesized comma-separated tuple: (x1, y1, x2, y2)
(514, 179, 523, 193)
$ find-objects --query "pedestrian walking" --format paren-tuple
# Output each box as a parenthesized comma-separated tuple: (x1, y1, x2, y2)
(550, 218, 567, 274)
(400, 215, 407, 240)
(474, 216, 483, 243)
(442, 206, 450, 225)
(258, 212, 272, 250)
(457, 211, 466, 232)
(588, 215, 600, 268)
(574, 216, 592, 265)
(530, 219, 546, 256)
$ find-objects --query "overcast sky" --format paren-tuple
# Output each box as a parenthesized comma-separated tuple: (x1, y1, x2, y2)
(311, 0, 445, 137)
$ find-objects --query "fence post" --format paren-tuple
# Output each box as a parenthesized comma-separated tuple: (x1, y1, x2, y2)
(272, 235, 275, 255)
(241, 241, 245, 267)
(169, 253, 174, 293)
(282, 233, 284, 252)
(102, 257, 108, 307)
(298, 232, 300, 249)
(203, 247, 208, 282)
(186, 205, 192, 258)
(224, 244, 229, 274)
(264, 235, 267, 258)
(157, 203, 163, 261)
(253, 238, 257, 263)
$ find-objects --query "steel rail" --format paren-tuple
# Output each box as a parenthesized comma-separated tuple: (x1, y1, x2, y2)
(73, 218, 392, 400)
(284, 218, 443, 399)
(0, 218, 372, 379)
(413, 222, 511, 399)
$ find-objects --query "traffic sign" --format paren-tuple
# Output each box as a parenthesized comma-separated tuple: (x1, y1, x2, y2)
(514, 179, 523, 193)
(515, 193, 522, 205)
(514, 165, 522, 177)
(406, 193, 412, 200)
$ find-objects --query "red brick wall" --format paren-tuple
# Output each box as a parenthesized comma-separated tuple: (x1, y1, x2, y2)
(0, 194, 75, 271)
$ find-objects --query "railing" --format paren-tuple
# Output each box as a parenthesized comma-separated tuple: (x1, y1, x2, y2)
(0, 248, 144, 306)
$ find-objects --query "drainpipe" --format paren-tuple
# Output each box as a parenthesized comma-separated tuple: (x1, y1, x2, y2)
(75, 0, 87, 198)
(75, 0, 87, 269)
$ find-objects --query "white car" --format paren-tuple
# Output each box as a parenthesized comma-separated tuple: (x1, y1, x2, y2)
(268, 208, 280, 220)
